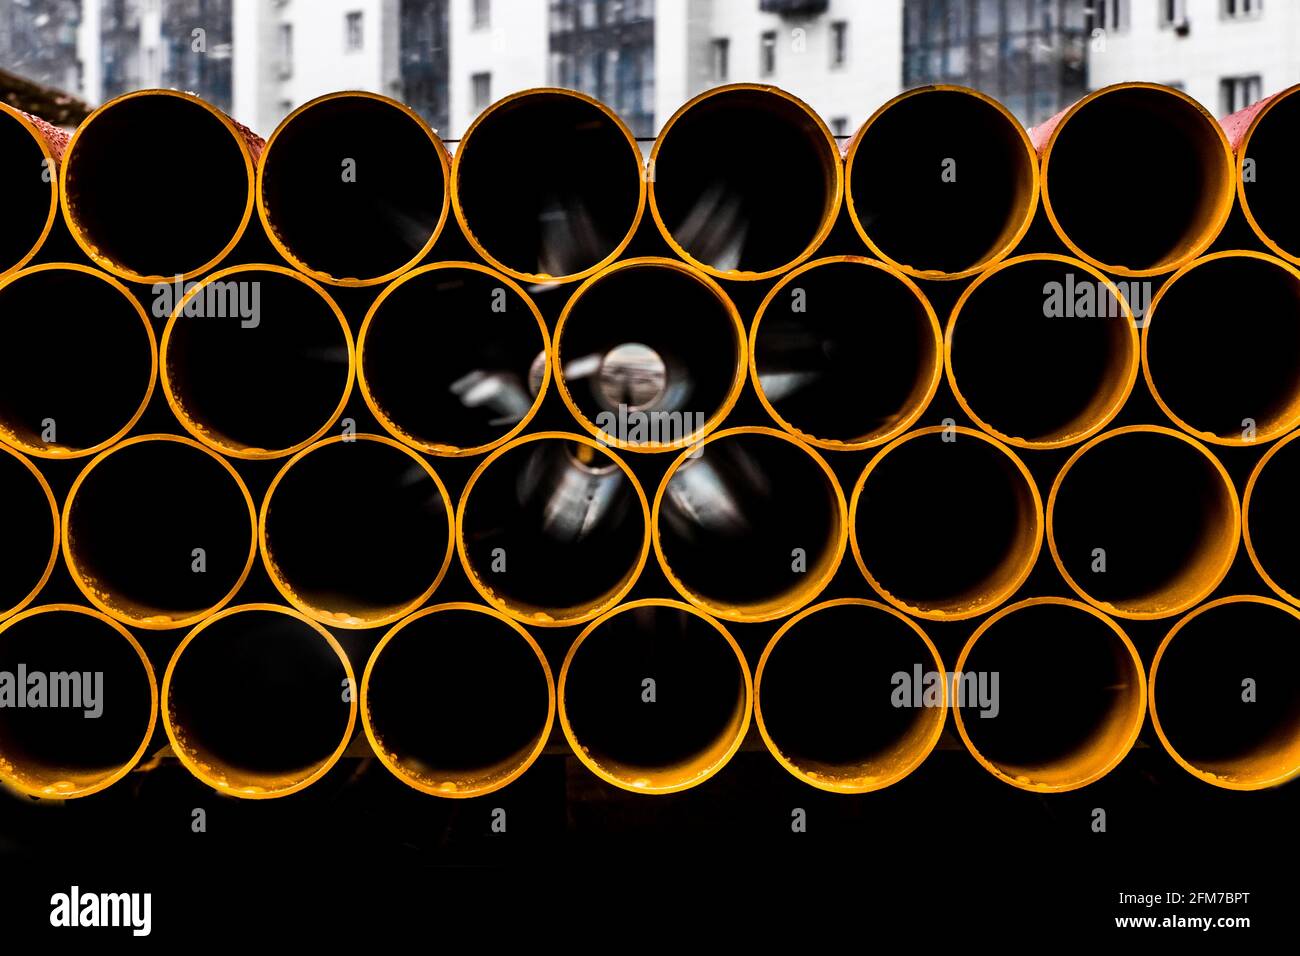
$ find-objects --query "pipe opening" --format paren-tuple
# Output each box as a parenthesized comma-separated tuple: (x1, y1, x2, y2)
(260, 94, 447, 283)
(1246, 434, 1300, 603)
(65, 437, 254, 627)
(556, 259, 743, 449)
(0, 107, 56, 274)
(560, 600, 750, 793)
(1153, 598, 1300, 788)
(164, 606, 355, 797)
(752, 258, 940, 447)
(459, 435, 647, 625)
(656, 429, 844, 621)
(651, 86, 840, 277)
(756, 600, 944, 791)
(1042, 85, 1232, 274)
(1239, 90, 1300, 258)
(360, 265, 547, 454)
(363, 605, 553, 796)
(164, 267, 352, 457)
(63, 93, 252, 279)
(454, 90, 643, 281)
(0, 266, 155, 456)
(851, 428, 1040, 619)
(846, 88, 1036, 277)
(263, 437, 452, 628)
(1145, 253, 1300, 442)
(956, 599, 1144, 790)
(0, 607, 155, 798)
(948, 256, 1137, 447)
(1049, 428, 1238, 617)
(0, 448, 56, 619)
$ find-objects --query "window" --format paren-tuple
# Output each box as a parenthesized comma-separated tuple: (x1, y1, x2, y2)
(1088, 0, 1129, 32)
(345, 11, 364, 51)
(830, 21, 847, 68)
(829, 116, 849, 137)
(1159, 0, 1187, 26)
(760, 31, 776, 76)
(709, 37, 729, 81)
(473, 0, 490, 29)
(1223, 0, 1261, 18)
(1221, 75, 1262, 114)
(472, 71, 492, 112)
(276, 23, 292, 78)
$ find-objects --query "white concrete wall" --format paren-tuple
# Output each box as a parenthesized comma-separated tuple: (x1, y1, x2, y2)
(1089, 0, 1300, 116)
(447, 0, 547, 138)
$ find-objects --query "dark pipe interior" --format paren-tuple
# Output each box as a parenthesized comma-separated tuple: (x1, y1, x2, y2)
(949, 259, 1134, 443)
(167, 269, 351, 453)
(168, 609, 352, 781)
(261, 96, 446, 281)
(564, 604, 746, 777)
(0, 268, 153, 453)
(760, 603, 938, 777)
(1146, 256, 1300, 439)
(849, 90, 1034, 274)
(0, 110, 55, 272)
(754, 260, 937, 443)
(1241, 93, 1300, 257)
(1052, 431, 1236, 611)
(854, 432, 1036, 612)
(456, 92, 642, 278)
(1248, 439, 1300, 598)
(653, 88, 838, 274)
(265, 440, 450, 621)
(959, 603, 1139, 775)
(560, 264, 739, 442)
(0, 611, 153, 788)
(461, 438, 644, 617)
(0, 451, 54, 614)
(67, 440, 252, 622)
(657, 433, 838, 610)
(366, 609, 550, 788)
(64, 95, 250, 277)
(363, 267, 544, 450)
(1155, 601, 1300, 780)
(1045, 87, 1229, 272)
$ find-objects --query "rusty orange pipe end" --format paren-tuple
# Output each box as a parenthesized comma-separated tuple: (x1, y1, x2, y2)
(850, 426, 1042, 621)
(1033, 82, 1234, 277)
(946, 253, 1139, 449)
(554, 257, 747, 453)
(1144, 251, 1300, 445)
(452, 88, 645, 284)
(63, 435, 257, 630)
(1151, 596, 1300, 789)
(261, 434, 455, 629)
(751, 256, 943, 450)
(0, 102, 67, 278)
(362, 603, 554, 797)
(163, 604, 356, 799)
(1222, 84, 1300, 265)
(756, 599, 945, 792)
(955, 597, 1145, 792)
(0, 605, 157, 799)
(61, 89, 262, 283)
(649, 84, 842, 281)
(1048, 425, 1239, 620)
(457, 432, 650, 627)
(258, 91, 450, 287)
(654, 426, 848, 623)
(559, 599, 751, 794)
(1244, 429, 1300, 607)
(844, 85, 1038, 280)
(0, 445, 58, 625)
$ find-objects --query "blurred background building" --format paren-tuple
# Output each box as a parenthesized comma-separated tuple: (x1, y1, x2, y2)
(1, 0, 1297, 136)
